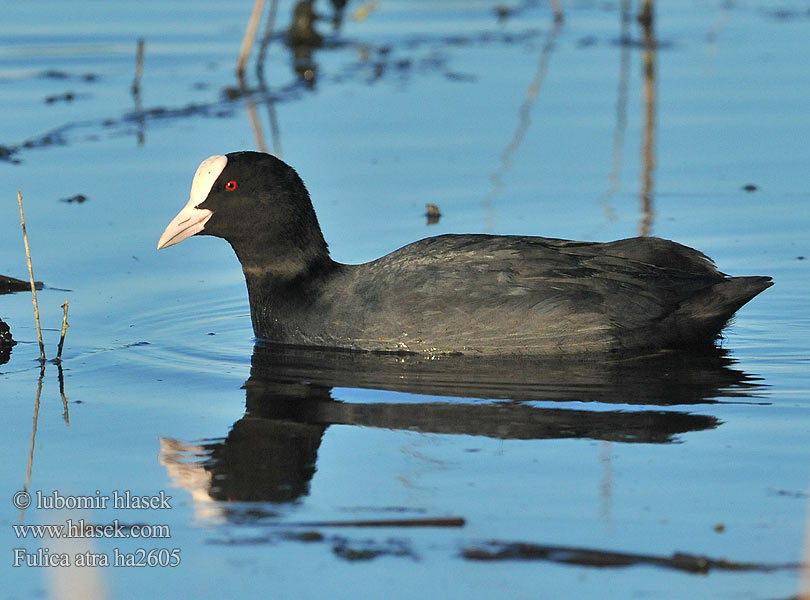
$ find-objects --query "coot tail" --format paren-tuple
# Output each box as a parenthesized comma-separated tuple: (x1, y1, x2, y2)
(664, 275, 772, 347)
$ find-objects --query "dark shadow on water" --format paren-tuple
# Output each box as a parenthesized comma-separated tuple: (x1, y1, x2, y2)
(160, 343, 766, 506)
(1, 14, 547, 164)
(245, 341, 762, 406)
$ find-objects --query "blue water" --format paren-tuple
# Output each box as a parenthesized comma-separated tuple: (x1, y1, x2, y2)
(1, 1, 809, 598)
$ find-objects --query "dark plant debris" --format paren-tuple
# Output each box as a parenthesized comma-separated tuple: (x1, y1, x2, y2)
(61, 194, 88, 204)
(0, 145, 19, 163)
(1, 274, 43, 294)
(1, 100, 239, 164)
(577, 35, 598, 48)
(494, 5, 514, 21)
(764, 8, 810, 21)
(462, 541, 800, 574)
(610, 36, 674, 50)
(207, 535, 272, 546)
(206, 527, 415, 561)
(0, 317, 14, 366)
(5, 26, 550, 164)
(39, 70, 99, 82)
(45, 92, 76, 104)
(282, 530, 324, 542)
(0, 317, 15, 346)
(338, 506, 428, 514)
(444, 71, 476, 82)
(769, 488, 809, 499)
(332, 537, 416, 562)
(425, 203, 441, 225)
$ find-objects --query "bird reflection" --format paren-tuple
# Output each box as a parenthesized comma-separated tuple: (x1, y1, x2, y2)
(160, 343, 764, 512)
(286, 0, 324, 86)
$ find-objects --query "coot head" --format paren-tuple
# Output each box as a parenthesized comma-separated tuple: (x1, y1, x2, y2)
(157, 152, 328, 274)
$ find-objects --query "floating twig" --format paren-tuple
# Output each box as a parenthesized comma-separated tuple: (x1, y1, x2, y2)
(282, 517, 465, 528)
(56, 300, 69, 362)
(236, 0, 267, 81)
(17, 191, 45, 363)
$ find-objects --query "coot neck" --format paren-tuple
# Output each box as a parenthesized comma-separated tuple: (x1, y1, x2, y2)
(231, 229, 339, 340)
(228, 229, 336, 291)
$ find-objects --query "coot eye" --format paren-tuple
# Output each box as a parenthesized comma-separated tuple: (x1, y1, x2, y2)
(225, 180, 238, 191)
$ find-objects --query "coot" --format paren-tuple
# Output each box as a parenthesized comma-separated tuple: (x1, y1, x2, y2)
(158, 152, 772, 355)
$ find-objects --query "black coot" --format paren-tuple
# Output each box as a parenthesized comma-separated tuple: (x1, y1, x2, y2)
(158, 151, 772, 356)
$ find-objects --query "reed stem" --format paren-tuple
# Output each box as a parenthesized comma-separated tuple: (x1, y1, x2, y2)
(17, 191, 45, 363)
(56, 300, 69, 362)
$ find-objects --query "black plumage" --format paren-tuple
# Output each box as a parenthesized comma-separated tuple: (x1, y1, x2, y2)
(158, 151, 771, 356)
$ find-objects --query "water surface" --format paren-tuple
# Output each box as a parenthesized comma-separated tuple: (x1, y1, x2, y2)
(1, 1, 809, 598)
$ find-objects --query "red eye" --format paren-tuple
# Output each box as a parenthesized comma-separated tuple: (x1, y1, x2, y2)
(225, 180, 237, 191)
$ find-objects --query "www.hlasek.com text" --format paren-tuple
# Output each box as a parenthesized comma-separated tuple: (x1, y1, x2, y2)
(14, 519, 170, 540)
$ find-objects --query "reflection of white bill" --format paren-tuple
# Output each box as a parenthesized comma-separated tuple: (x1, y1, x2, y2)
(159, 437, 224, 524)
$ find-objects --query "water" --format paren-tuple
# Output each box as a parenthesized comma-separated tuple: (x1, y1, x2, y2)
(1, 1, 809, 598)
